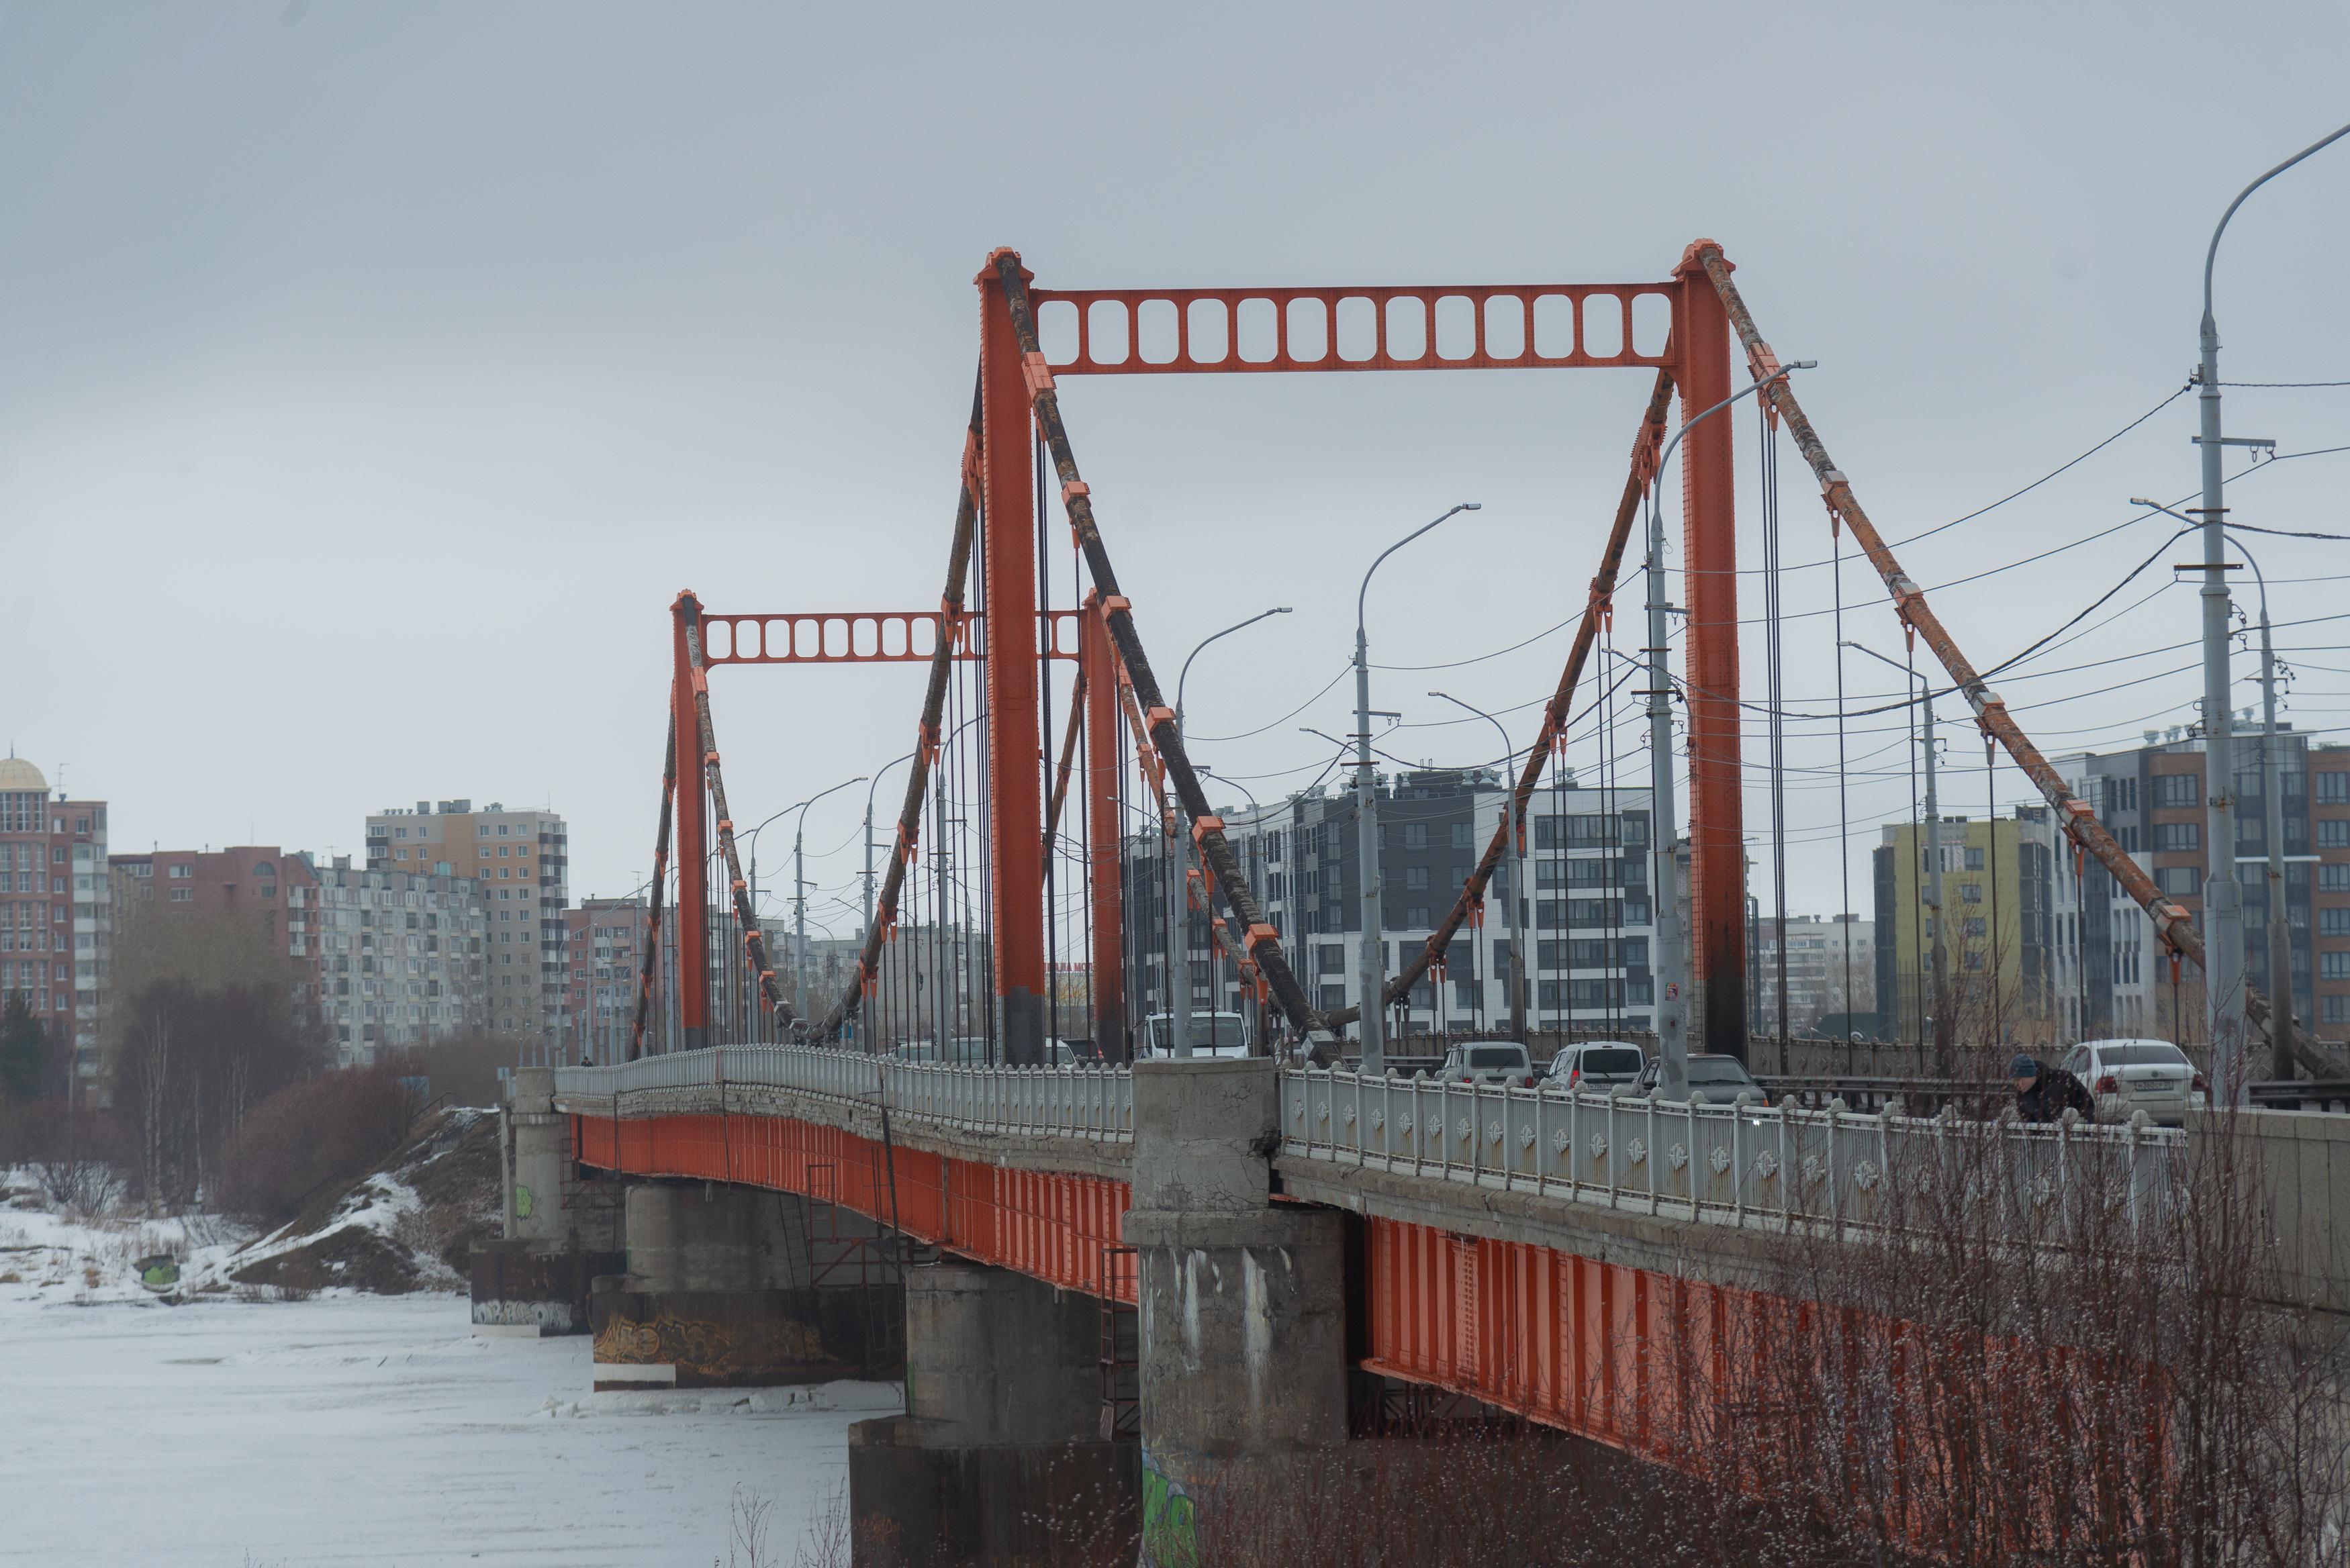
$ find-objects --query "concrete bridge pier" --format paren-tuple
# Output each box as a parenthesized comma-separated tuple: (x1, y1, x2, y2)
(469, 1066, 624, 1335)
(1124, 1057, 1351, 1561)
(591, 1181, 901, 1389)
(847, 1260, 1139, 1565)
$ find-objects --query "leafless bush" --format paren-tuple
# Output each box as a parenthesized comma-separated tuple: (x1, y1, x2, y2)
(213, 1065, 419, 1222)
(2, 1098, 130, 1210)
(1640, 1108, 2350, 1566)
(384, 1032, 534, 1108)
(110, 976, 326, 1210)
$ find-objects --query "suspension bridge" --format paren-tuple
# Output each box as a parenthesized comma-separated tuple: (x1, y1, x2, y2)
(477, 241, 2348, 1565)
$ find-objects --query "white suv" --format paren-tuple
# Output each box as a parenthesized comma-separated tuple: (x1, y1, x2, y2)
(1438, 1040, 1536, 1088)
(1545, 1042, 1646, 1091)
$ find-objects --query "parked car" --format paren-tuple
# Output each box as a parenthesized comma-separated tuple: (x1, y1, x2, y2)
(1140, 1012, 1250, 1059)
(1634, 1052, 1764, 1106)
(1545, 1042, 1646, 1091)
(2059, 1038, 2204, 1127)
(1438, 1040, 1537, 1088)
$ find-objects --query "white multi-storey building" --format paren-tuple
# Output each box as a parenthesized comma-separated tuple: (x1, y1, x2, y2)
(306, 858, 489, 1065)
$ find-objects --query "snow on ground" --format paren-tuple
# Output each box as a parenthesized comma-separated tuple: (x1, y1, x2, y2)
(0, 1287, 899, 1566)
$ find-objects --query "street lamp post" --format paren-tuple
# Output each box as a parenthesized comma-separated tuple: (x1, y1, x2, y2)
(2140, 497, 2298, 1081)
(2191, 119, 2350, 1101)
(1356, 505, 1480, 1075)
(1844, 640, 1947, 1071)
(784, 775, 865, 1038)
(1642, 364, 1812, 1098)
(1163, 607, 1290, 1059)
(1429, 691, 1526, 1038)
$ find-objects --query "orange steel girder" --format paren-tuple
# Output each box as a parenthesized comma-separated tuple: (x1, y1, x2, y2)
(671, 591, 712, 1050)
(1082, 594, 1126, 1058)
(980, 254, 1050, 1064)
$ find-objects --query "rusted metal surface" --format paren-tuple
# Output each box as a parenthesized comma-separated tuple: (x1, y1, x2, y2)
(1082, 596, 1126, 1056)
(671, 593, 711, 1048)
(1029, 283, 1675, 375)
(981, 256, 1050, 1060)
(1325, 370, 1677, 1028)
(694, 609, 1076, 665)
(818, 384, 984, 1043)
(992, 250, 1322, 1036)
(1043, 660, 1087, 850)
(1690, 243, 2339, 1077)
(1671, 242, 1747, 1060)
(628, 721, 676, 1061)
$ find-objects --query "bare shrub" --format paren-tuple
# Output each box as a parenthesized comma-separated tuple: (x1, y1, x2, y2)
(1643, 1108, 2350, 1566)
(212, 1065, 419, 1222)
(385, 1032, 532, 1109)
(2, 1098, 130, 1210)
(111, 976, 325, 1210)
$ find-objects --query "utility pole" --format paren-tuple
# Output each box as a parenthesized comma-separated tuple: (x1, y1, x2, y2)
(2192, 119, 2350, 1100)
(1922, 684, 1950, 1077)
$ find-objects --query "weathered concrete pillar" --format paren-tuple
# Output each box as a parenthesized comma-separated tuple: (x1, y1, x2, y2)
(1123, 1057, 1350, 1559)
(469, 1067, 624, 1335)
(848, 1261, 1139, 1565)
(592, 1182, 900, 1389)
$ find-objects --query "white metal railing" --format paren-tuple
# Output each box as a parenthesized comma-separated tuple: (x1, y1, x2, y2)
(1275, 1069, 2186, 1239)
(550, 1044, 1133, 1144)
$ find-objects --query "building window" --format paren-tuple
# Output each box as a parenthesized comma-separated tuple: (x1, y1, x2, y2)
(1404, 866, 1429, 891)
(2153, 822, 2202, 852)
(1961, 883, 1983, 905)
(2323, 995, 2350, 1024)
(2323, 908, 2350, 937)
(1404, 906, 1430, 929)
(1401, 824, 1428, 850)
(2323, 953, 2350, 981)
(1965, 848, 1985, 871)
(1450, 823, 1474, 850)
(2151, 773, 2200, 808)
(2321, 820, 2350, 849)
(2157, 867, 2200, 895)
(1964, 918, 1987, 939)
(2319, 773, 2350, 805)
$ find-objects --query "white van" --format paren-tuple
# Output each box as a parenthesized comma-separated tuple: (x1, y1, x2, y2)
(1140, 1012, 1250, 1058)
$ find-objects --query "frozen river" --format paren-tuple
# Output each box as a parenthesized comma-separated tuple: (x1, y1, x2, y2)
(0, 1289, 899, 1566)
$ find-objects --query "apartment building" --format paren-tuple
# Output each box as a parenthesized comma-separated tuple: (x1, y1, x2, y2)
(2053, 726, 2350, 1042)
(1750, 913, 1875, 1036)
(0, 757, 109, 1097)
(1127, 769, 1658, 1046)
(310, 857, 489, 1066)
(1872, 810, 2061, 1045)
(559, 897, 645, 1065)
(367, 799, 569, 1039)
(107, 844, 326, 1022)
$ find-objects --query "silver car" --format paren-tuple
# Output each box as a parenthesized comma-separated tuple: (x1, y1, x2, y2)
(2060, 1038, 2204, 1128)
(1545, 1042, 1646, 1091)
(1438, 1040, 1537, 1088)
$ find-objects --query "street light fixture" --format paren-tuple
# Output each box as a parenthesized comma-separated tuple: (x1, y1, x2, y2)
(2137, 494, 2296, 1077)
(2188, 119, 2350, 1102)
(1843, 638, 1946, 1069)
(1642, 364, 1812, 1098)
(1162, 607, 1292, 1058)
(782, 775, 866, 1038)
(1354, 504, 1480, 1074)
(1428, 691, 1527, 1038)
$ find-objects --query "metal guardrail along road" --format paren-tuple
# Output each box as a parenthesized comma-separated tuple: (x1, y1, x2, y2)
(552, 1045, 1136, 1144)
(1279, 1067, 2184, 1240)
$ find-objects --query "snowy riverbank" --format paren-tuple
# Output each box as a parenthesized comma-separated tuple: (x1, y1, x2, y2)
(0, 1270, 898, 1564)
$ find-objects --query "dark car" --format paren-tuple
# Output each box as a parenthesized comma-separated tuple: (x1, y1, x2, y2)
(1634, 1052, 1764, 1106)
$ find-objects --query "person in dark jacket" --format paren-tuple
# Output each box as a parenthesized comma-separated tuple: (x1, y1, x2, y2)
(2010, 1052, 2097, 1123)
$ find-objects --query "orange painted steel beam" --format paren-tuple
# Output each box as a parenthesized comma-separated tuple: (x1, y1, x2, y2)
(980, 252, 1049, 1061)
(575, 1111, 1133, 1302)
(696, 610, 1081, 666)
(670, 591, 712, 1048)
(1082, 593, 1127, 1059)
(1030, 284, 1677, 375)
(1671, 242, 1747, 1061)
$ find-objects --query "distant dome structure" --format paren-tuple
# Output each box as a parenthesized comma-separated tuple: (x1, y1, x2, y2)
(0, 755, 46, 793)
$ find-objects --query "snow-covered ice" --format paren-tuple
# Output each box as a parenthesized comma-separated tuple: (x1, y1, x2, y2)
(0, 1287, 899, 1565)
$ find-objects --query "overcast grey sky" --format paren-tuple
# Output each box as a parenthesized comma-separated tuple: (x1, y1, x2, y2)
(5, 1, 2348, 928)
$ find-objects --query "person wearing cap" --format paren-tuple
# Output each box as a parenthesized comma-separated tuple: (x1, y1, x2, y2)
(2009, 1052, 2096, 1124)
